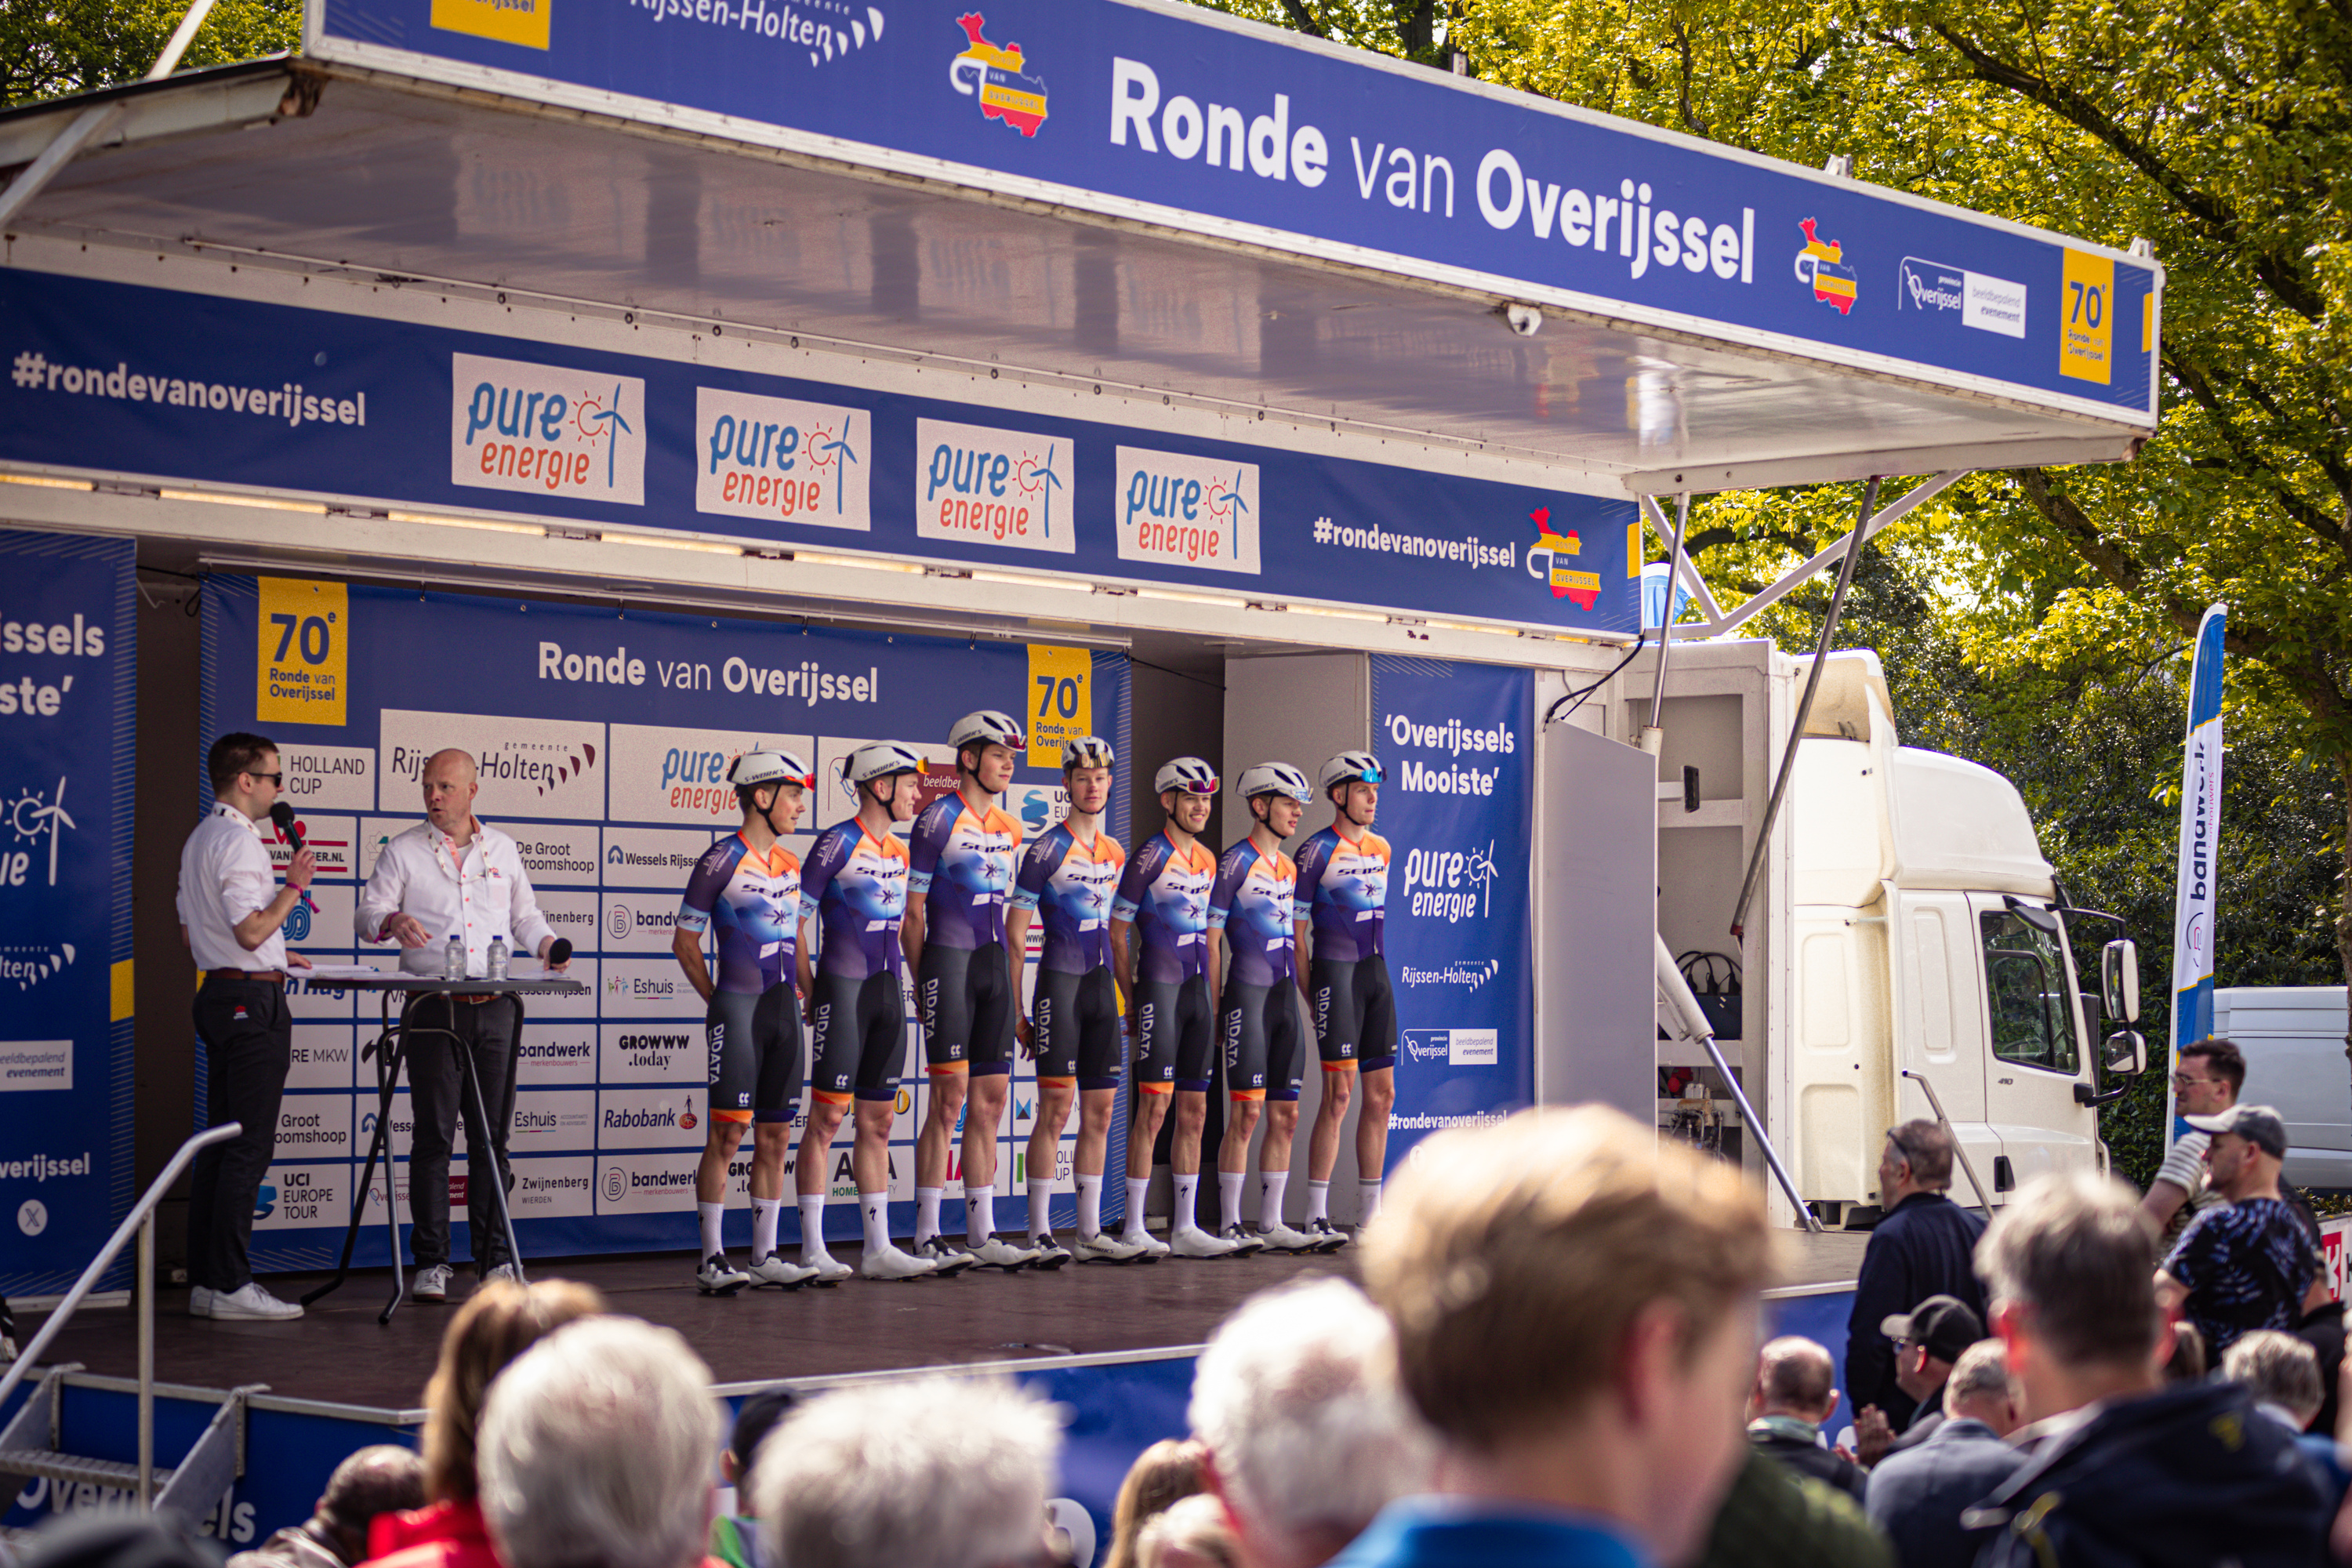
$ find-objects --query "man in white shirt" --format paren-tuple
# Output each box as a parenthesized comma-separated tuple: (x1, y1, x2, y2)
(355, 748, 563, 1301)
(2142, 1038, 2242, 1240)
(177, 731, 317, 1323)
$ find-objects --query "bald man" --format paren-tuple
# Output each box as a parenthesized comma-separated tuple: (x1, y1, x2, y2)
(357, 748, 564, 1301)
(1745, 1336, 1868, 1501)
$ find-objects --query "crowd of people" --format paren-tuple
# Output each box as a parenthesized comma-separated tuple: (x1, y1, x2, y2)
(16, 1038, 2352, 1568)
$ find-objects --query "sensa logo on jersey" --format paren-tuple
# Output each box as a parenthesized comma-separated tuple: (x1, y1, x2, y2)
(1115, 447, 1261, 575)
(451, 354, 645, 506)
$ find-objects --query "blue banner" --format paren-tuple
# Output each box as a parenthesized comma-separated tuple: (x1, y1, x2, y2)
(200, 575, 1132, 1269)
(1367, 655, 1534, 1166)
(0, 531, 134, 1298)
(2166, 602, 2227, 1141)
(2, 267, 1637, 638)
(309, 0, 2158, 419)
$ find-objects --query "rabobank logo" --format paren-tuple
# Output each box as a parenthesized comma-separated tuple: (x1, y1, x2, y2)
(1525, 507, 1598, 608)
(1115, 446, 1259, 575)
(1795, 219, 1857, 316)
(949, 13, 1048, 137)
(452, 353, 645, 506)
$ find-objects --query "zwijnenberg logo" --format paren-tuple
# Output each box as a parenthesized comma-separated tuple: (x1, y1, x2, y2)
(949, 13, 1048, 137)
(451, 354, 645, 506)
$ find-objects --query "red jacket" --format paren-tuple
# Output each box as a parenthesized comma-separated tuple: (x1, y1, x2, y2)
(365, 1496, 731, 1568)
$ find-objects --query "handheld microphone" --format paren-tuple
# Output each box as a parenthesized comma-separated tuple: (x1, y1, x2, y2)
(269, 801, 304, 853)
(546, 938, 573, 967)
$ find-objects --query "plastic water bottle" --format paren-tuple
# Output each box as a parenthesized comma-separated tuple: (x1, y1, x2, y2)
(488, 935, 510, 982)
(444, 932, 465, 981)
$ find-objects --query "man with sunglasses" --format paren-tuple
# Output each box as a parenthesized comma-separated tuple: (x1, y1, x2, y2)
(178, 731, 317, 1322)
(1846, 1120, 1989, 1437)
(2143, 1038, 2245, 1240)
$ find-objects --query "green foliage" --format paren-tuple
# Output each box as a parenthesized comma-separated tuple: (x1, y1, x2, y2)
(1, 0, 300, 108)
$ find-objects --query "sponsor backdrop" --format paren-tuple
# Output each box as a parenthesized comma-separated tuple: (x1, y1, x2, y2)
(1369, 655, 1533, 1164)
(199, 575, 1133, 1269)
(2, 267, 1637, 638)
(0, 529, 134, 1299)
(308, 0, 2158, 416)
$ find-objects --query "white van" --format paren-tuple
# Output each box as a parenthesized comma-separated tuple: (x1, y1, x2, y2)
(2218, 987, 2352, 1191)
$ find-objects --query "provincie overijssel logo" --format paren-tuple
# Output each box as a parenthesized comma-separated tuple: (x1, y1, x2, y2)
(949, 13, 1048, 137)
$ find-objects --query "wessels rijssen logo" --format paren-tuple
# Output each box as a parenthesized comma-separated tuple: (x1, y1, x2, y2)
(450, 354, 645, 507)
(949, 13, 1048, 138)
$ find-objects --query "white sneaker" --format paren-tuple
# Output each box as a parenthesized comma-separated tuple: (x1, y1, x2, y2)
(412, 1265, 453, 1302)
(1123, 1229, 1171, 1261)
(747, 1254, 819, 1289)
(1218, 1222, 1268, 1256)
(1171, 1226, 1240, 1258)
(803, 1254, 853, 1287)
(1302, 1218, 1350, 1253)
(697, 1254, 753, 1295)
(916, 1237, 978, 1276)
(1074, 1232, 1147, 1264)
(860, 1244, 940, 1281)
(967, 1236, 1043, 1271)
(1028, 1236, 1073, 1269)
(1258, 1220, 1318, 1254)
(210, 1282, 303, 1321)
(188, 1287, 214, 1319)
(481, 1263, 519, 1286)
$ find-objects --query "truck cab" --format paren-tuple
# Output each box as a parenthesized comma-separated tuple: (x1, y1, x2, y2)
(1635, 642, 2143, 1226)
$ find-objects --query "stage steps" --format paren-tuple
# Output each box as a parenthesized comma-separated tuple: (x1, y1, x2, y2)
(0, 1366, 261, 1523)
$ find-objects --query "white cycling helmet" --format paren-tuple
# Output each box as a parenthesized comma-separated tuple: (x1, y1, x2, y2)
(1153, 757, 1220, 797)
(1237, 762, 1313, 804)
(844, 741, 924, 785)
(949, 710, 1026, 756)
(1062, 735, 1117, 771)
(1318, 751, 1385, 794)
(730, 750, 816, 789)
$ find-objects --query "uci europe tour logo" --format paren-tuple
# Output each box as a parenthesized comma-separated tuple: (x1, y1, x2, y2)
(949, 13, 1048, 136)
(1794, 219, 1857, 316)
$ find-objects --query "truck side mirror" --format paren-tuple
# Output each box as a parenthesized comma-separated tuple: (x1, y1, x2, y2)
(2100, 938, 2140, 1024)
(2103, 1029, 2147, 1076)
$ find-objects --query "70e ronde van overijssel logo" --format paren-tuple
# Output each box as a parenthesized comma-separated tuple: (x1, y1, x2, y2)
(451, 353, 646, 507)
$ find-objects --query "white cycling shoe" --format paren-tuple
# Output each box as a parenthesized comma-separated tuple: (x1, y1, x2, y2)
(1027, 1236, 1073, 1269)
(1123, 1228, 1171, 1260)
(1218, 1222, 1268, 1256)
(966, 1236, 1044, 1271)
(1302, 1218, 1351, 1252)
(860, 1244, 941, 1281)
(1170, 1225, 1241, 1258)
(802, 1253, 854, 1287)
(916, 1237, 978, 1276)
(1258, 1221, 1319, 1254)
(1073, 1232, 1149, 1264)
(746, 1254, 819, 1289)
(697, 1254, 753, 1295)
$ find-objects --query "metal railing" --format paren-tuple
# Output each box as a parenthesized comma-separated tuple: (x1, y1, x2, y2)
(0, 1122, 241, 1506)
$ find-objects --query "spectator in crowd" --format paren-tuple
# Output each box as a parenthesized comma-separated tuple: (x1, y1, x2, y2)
(366, 1277, 605, 1568)
(1861, 1341, 2025, 1568)
(475, 1318, 719, 1568)
(1137, 1496, 1243, 1568)
(1689, 1448, 1894, 1568)
(1848, 1121, 1987, 1434)
(231, 1447, 427, 1568)
(1744, 1337, 1867, 1502)
(710, 1390, 797, 1568)
(2141, 1039, 2242, 1239)
(754, 1375, 1061, 1568)
(1188, 1278, 1433, 1568)
(1854, 1294, 1984, 1466)
(2223, 1330, 2348, 1504)
(1966, 1171, 2325, 1566)
(2156, 1105, 2319, 1356)
(1109, 1440, 1212, 1568)
(2295, 1289, 2346, 1436)
(2160, 1320, 2207, 1385)
(18, 1513, 223, 1568)
(1338, 1104, 1774, 1568)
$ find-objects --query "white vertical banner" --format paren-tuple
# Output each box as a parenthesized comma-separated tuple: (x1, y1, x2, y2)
(2165, 602, 2227, 1148)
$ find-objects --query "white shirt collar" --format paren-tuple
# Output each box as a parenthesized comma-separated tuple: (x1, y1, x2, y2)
(213, 800, 265, 837)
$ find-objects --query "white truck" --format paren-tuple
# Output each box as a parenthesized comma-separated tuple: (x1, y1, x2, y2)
(1617, 639, 2149, 1227)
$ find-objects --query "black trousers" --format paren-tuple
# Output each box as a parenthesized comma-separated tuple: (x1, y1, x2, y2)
(402, 994, 521, 1272)
(188, 975, 292, 1293)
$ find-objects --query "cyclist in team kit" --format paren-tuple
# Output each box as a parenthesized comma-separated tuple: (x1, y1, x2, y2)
(1006, 735, 1144, 1265)
(1109, 757, 1236, 1259)
(1207, 763, 1319, 1255)
(1294, 750, 1395, 1246)
(906, 710, 1045, 1273)
(676, 751, 822, 1294)
(792, 741, 938, 1283)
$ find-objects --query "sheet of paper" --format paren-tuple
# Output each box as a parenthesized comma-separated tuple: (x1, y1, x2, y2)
(293, 963, 387, 979)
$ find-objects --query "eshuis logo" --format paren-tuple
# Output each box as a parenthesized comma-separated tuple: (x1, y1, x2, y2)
(452, 353, 645, 506)
(1795, 220, 1857, 316)
(949, 13, 1048, 137)
(1526, 508, 1599, 608)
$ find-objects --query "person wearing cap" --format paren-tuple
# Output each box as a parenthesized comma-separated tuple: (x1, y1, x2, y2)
(1294, 750, 1393, 1250)
(2156, 1105, 2322, 1356)
(674, 751, 820, 1295)
(906, 710, 1040, 1273)
(1846, 1120, 1988, 1434)
(1861, 1341, 2024, 1568)
(1856, 1294, 1984, 1465)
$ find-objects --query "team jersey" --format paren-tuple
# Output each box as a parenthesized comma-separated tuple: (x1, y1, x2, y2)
(1112, 829, 1218, 985)
(1009, 822, 1127, 976)
(675, 833, 800, 994)
(1207, 836, 1299, 989)
(1294, 826, 1391, 963)
(798, 819, 911, 980)
(907, 793, 1022, 949)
